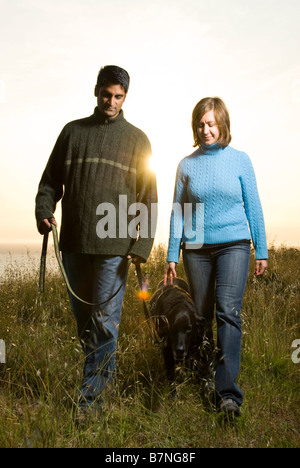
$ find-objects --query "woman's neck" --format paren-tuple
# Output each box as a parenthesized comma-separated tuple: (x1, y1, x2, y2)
(200, 142, 224, 154)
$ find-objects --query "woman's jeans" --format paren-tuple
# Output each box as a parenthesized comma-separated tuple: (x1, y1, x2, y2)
(62, 252, 129, 408)
(183, 243, 250, 407)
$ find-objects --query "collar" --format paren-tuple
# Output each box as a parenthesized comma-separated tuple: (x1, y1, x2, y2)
(93, 107, 125, 125)
(199, 142, 225, 155)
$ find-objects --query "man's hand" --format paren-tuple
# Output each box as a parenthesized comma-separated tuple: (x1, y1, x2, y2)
(39, 217, 57, 235)
(127, 254, 145, 265)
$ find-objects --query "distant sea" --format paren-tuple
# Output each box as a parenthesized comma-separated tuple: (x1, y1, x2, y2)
(1, 238, 298, 279)
(0, 242, 58, 278)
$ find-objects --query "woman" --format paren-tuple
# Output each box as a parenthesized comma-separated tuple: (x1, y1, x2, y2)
(164, 97, 268, 417)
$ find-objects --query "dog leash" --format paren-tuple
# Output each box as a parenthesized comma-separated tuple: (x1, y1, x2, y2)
(39, 224, 128, 307)
(39, 229, 49, 294)
(39, 224, 163, 344)
(135, 264, 164, 345)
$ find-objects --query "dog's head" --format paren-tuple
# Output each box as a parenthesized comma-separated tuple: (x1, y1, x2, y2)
(157, 304, 204, 361)
(168, 309, 195, 361)
(151, 280, 205, 361)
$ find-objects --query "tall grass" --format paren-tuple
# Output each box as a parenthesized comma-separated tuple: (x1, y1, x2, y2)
(0, 244, 299, 448)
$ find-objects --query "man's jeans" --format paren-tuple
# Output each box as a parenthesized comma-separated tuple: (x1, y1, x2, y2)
(183, 243, 250, 406)
(62, 252, 129, 407)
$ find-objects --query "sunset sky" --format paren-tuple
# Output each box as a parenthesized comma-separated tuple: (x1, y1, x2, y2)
(0, 0, 299, 248)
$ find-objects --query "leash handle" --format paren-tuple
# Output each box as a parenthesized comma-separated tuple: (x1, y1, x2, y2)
(39, 231, 49, 293)
(135, 263, 144, 291)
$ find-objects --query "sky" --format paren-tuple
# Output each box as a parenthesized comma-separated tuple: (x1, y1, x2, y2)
(0, 0, 299, 248)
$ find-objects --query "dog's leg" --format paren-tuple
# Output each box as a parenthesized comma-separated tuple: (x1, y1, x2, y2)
(163, 346, 175, 382)
(163, 346, 179, 398)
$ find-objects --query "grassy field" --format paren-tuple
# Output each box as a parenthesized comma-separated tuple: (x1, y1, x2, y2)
(0, 244, 299, 448)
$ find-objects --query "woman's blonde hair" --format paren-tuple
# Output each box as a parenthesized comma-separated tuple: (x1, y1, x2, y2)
(192, 97, 232, 148)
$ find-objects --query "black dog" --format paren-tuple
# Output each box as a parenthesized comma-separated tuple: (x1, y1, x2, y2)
(149, 278, 205, 384)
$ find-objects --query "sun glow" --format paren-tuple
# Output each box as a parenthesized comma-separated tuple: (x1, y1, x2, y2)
(148, 155, 164, 174)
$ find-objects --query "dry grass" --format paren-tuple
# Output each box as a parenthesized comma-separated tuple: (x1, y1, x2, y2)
(0, 243, 299, 448)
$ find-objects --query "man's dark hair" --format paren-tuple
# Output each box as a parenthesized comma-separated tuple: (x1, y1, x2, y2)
(96, 65, 130, 94)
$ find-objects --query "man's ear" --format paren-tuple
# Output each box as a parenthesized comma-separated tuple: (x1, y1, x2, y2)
(94, 85, 99, 97)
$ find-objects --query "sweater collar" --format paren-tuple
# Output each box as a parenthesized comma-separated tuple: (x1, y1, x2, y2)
(199, 142, 224, 155)
(93, 107, 125, 125)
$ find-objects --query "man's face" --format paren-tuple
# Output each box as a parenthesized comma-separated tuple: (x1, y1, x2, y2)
(94, 83, 127, 119)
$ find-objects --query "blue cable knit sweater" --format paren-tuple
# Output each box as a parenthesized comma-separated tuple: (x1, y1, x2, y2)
(167, 143, 268, 263)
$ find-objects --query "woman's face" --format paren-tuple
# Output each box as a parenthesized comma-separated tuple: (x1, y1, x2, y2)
(197, 109, 220, 146)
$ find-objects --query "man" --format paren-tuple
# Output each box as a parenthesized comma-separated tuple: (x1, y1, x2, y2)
(35, 65, 157, 412)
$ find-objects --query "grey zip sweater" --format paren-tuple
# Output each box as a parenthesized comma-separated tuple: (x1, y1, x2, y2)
(35, 108, 157, 261)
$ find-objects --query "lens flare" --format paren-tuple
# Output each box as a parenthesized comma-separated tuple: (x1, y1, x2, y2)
(135, 289, 150, 300)
(135, 275, 151, 301)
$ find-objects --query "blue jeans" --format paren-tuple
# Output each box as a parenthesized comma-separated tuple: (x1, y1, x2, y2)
(183, 243, 250, 407)
(62, 252, 129, 407)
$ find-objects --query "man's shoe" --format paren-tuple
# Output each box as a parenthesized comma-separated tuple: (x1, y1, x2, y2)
(74, 405, 102, 427)
(219, 398, 241, 417)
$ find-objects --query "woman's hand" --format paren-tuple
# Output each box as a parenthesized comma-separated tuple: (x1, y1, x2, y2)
(164, 262, 177, 285)
(255, 259, 268, 276)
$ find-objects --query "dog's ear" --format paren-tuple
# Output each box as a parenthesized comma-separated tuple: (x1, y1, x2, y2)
(157, 316, 169, 338)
